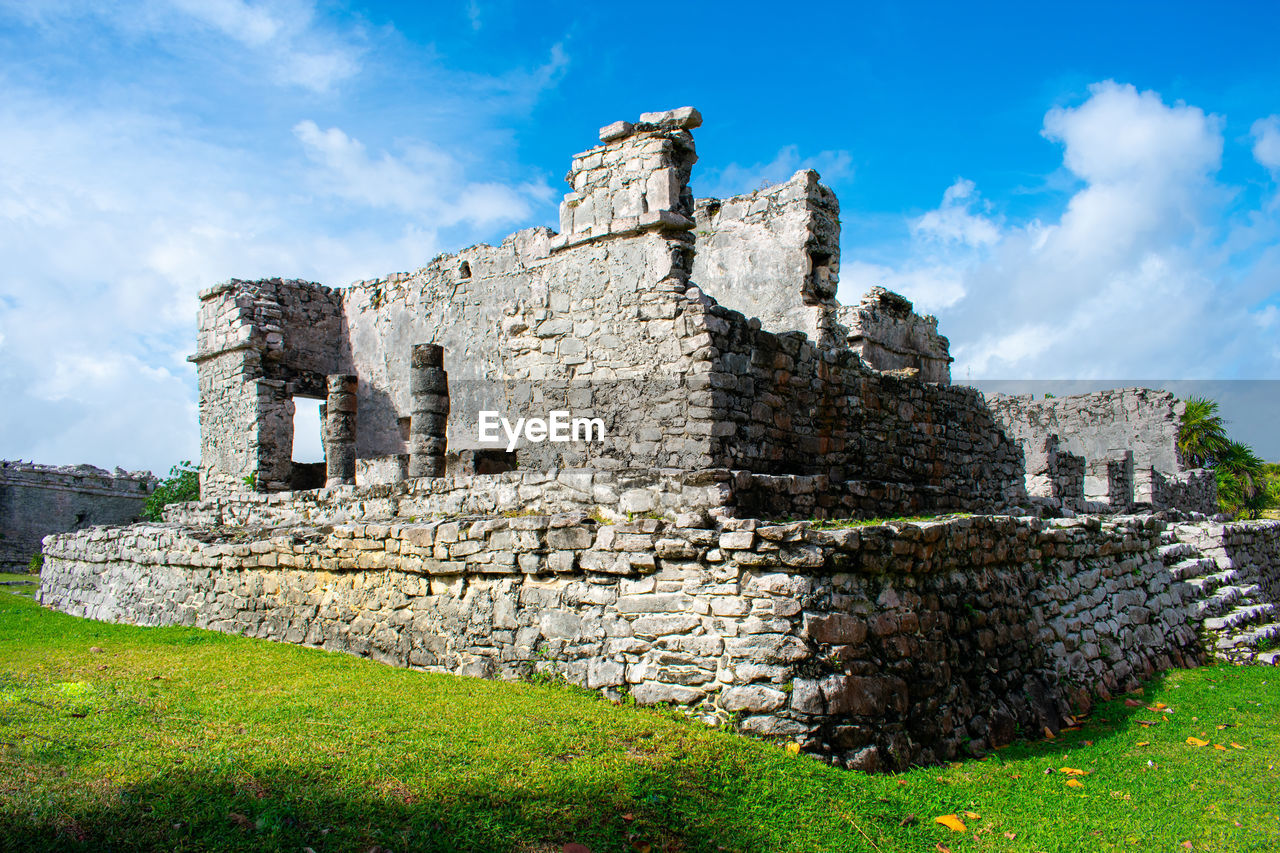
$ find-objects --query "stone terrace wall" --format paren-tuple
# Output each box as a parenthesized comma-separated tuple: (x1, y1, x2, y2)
(691, 170, 841, 344)
(985, 388, 1214, 513)
(162, 468, 733, 528)
(41, 513, 1202, 769)
(0, 462, 153, 572)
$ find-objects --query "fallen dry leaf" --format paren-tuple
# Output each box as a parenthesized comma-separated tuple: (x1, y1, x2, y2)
(963, 811, 980, 819)
(1136, 741, 1150, 746)
(785, 742, 801, 755)
(1059, 767, 1088, 776)
(1214, 744, 1227, 751)
(1003, 831, 1017, 839)
(1065, 778, 1084, 788)
(1043, 727, 1056, 739)
(935, 845, 952, 853)
(899, 814, 917, 827)
(1186, 737, 1210, 747)
(1230, 742, 1245, 750)
(1124, 698, 1144, 707)
(1155, 703, 1168, 710)
(228, 812, 252, 831)
(934, 814, 967, 832)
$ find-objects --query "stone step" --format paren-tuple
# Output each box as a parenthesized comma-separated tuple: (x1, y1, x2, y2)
(1169, 557, 1218, 581)
(1214, 621, 1280, 653)
(1158, 542, 1198, 563)
(1186, 570, 1240, 596)
(1204, 603, 1277, 633)
(1193, 584, 1259, 618)
(1256, 650, 1280, 666)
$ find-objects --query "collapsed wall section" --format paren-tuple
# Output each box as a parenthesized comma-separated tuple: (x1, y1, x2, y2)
(40, 512, 1203, 770)
(0, 462, 154, 572)
(836, 287, 952, 384)
(691, 170, 841, 343)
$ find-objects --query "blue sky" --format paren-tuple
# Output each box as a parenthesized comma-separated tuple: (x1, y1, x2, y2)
(1, 0, 1278, 472)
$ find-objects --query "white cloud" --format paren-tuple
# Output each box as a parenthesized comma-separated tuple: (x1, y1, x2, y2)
(1252, 116, 1280, 175)
(0, 83, 557, 472)
(292, 120, 548, 228)
(912, 179, 1001, 248)
(1, 0, 365, 93)
(842, 81, 1279, 381)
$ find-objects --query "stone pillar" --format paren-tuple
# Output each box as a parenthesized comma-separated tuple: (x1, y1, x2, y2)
(409, 344, 448, 478)
(324, 374, 358, 487)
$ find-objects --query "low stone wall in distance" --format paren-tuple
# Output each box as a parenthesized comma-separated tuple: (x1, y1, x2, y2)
(41, 512, 1203, 770)
(1, 461, 154, 572)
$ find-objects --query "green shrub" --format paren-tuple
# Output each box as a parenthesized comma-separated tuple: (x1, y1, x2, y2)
(141, 461, 200, 522)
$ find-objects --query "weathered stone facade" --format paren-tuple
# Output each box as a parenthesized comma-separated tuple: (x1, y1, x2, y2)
(0, 461, 154, 573)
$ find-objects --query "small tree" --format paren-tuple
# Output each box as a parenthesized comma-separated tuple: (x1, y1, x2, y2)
(141, 461, 200, 522)
(1178, 397, 1229, 469)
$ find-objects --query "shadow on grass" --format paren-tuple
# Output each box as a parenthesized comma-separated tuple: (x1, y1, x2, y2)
(0, 757, 793, 853)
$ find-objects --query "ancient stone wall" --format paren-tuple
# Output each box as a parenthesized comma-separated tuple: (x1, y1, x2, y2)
(691, 170, 841, 343)
(0, 462, 153, 572)
(984, 388, 1214, 513)
(836, 287, 952, 383)
(685, 291, 1026, 515)
(40, 512, 1204, 769)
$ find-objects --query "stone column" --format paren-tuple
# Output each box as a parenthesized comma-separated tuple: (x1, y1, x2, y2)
(409, 344, 448, 478)
(324, 374, 358, 487)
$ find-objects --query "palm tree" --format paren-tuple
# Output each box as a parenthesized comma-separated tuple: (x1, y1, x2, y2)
(1215, 440, 1267, 518)
(1178, 397, 1229, 469)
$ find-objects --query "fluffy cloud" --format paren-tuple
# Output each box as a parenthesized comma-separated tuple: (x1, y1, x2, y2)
(1252, 116, 1280, 175)
(0, 9, 567, 473)
(292, 120, 552, 228)
(841, 81, 1279, 382)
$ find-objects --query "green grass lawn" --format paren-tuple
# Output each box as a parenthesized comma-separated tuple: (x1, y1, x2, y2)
(2, 583, 1278, 852)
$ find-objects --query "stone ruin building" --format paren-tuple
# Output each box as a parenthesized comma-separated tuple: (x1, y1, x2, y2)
(1, 461, 154, 573)
(39, 108, 1280, 772)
